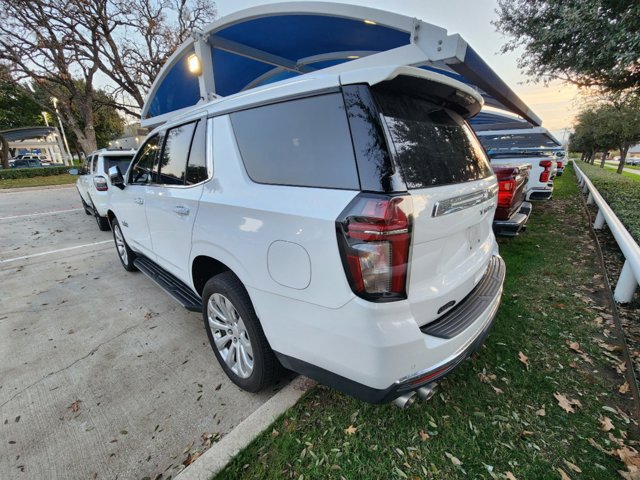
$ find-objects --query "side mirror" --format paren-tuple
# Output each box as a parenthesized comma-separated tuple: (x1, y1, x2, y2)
(109, 165, 125, 190)
(68, 168, 79, 175)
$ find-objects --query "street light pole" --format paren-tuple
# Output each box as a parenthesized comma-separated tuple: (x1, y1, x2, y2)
(51, 97, 73, 166)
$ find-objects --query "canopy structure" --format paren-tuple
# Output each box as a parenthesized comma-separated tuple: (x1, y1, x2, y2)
(0, 126, 68, 163)
(475, 126, 563, 151)
(141, 2, 542, 128)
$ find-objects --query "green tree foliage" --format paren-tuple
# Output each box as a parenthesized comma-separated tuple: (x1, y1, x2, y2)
(0, 66, 44, 131)
(494, 0, 640, 93)
(570, 95, 640, 173)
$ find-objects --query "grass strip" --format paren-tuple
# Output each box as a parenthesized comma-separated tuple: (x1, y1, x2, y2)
(578, 162, 640, 244)
(0, 174, 76, 189)
(216, 165, 636, 480)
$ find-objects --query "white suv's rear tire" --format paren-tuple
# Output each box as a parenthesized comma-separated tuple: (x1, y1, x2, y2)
(95, 212, 110, 231)
(111, 217, 137, 272)
(202, 272, 280, 392)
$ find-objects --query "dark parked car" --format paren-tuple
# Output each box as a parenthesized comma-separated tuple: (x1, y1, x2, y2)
(12, 159, 43, 168)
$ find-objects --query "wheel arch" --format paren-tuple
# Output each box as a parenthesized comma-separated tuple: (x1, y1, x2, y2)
(191, 255, 234, 297)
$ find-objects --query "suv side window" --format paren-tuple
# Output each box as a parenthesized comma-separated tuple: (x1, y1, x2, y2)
(230, 93, 359, 190)
(186, 120, 207, 185)
(158, 122, 197, 185)
(130, 135, 161, 185)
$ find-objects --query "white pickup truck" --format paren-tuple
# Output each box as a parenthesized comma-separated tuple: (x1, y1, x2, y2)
(485, 150, 555, 201)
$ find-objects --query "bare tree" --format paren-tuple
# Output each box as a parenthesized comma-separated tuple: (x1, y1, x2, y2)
(74, 0, 217, 116)
(0, 0, 216, 153)
(0, 0, 101, 153)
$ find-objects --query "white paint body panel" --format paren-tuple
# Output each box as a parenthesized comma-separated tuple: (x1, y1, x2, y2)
(110, 69, 504, 392)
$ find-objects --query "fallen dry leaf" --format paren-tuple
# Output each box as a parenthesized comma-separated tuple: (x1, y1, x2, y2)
(617, 446, 640, 480)
(271, 429, 279, 438)
(600, 416, 615, 432)
(492, 385, 504, 395)
(68, 400, 81, 413)
(518, 352, 529, 370)
(563, 460, 582, 473)
(445, 452, 462, 466)
(566, 340, 583, 354)
(505, 472, 517, 480)
(557, 467, 571, 480)
(588, 437, 613, 456)
(617, 361, 628, 374)
(344, 425, 357, 435)
(418, 430, 430, 441)
(620, 382, 630, 394)
(479, 372, 497, 384)
(535, 408, 546, 417)
(520, 430, 534, 438)
(553, 393, 581, 414)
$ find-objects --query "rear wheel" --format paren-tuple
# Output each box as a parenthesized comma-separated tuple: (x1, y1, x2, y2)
(111, 217, 137, 271)
(95, 211, 110, 231)
(202, 272, 280, 392)
(81, 197, 92, 215)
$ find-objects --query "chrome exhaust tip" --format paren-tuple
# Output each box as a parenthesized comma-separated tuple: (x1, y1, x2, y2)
(392, 391, 417, 409)
(417, 384, 437, 401)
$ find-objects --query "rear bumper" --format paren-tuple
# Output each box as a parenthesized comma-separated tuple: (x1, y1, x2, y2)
(526, 188, 553, 201)
(493, 202, 532, 237)
(266, 255, 506, 403)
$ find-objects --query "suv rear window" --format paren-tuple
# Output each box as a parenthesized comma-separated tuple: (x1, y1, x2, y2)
(373, 89, 492, 189)
(230, 93, 359, 190)
(105, 155, 134, 175)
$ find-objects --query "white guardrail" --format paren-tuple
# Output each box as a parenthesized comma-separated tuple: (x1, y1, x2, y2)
(573, 160, 640, 302)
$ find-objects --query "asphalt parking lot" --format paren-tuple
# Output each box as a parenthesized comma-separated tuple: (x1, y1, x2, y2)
(0, 185, 281, 479)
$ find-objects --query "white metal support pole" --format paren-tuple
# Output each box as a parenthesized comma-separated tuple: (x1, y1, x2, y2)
(615, 261, 639, 303)
(587, 192, 594, 205)
(594, 210, 606, 229)
(194, 32, 217, 101)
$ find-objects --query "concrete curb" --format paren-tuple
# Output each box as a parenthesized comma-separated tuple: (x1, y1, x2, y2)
(176, 376, 315, 480)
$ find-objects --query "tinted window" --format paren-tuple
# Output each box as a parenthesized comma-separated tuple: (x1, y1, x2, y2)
(159, 122, 196, 185)
(186, 120, 207, 185)
(373, 89, 492, 189)
(105, 155, 134, 175)
(230, 93, 359, 189)
(130, 135, 160, 185)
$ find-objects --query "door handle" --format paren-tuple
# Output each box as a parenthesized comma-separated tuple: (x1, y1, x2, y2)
(134, 197, 144, 205)
(173, 205, 190, 216)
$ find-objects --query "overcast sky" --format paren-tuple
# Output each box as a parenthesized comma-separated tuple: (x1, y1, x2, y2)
(216, 0, 581, 141)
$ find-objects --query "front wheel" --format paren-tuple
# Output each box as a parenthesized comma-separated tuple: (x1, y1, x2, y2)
(202, 272, 280, 392)
(111, 217, 137, 271)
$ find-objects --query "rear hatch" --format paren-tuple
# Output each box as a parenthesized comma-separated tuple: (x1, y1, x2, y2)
(370, 79, 498, 327)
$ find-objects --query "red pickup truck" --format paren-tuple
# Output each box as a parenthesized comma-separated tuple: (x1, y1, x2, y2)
(492, 164, 532, 237)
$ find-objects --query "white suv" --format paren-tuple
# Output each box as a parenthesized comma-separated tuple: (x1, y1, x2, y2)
(107, 66, 505, 405)
(75, 149, 135, 230)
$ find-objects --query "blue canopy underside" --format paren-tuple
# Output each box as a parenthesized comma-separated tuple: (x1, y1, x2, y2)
(145, 12, 538, 127)
(147, 49, 200, 118)
(215, 15, 410, 60)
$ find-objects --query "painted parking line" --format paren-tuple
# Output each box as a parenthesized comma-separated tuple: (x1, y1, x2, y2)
(0, 240, 112, 264)
(0, 207, 83, 220)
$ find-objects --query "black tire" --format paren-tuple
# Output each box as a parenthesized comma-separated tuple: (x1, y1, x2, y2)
(81, 197, 92, 215)
(111, 217, 137, 272)
(202, 272, 280, 392)
(95, 212, 111, 231)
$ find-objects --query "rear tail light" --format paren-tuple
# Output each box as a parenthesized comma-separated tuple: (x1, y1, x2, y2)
(497, 178, 516, 209)
(539, 160, 553, 183)
(94, 176, 108, 191)
(557, 160, 564, 169)
(336, 193, 413, 302)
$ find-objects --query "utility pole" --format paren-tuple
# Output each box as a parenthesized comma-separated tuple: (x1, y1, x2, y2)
(51, 98, 73, 166)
